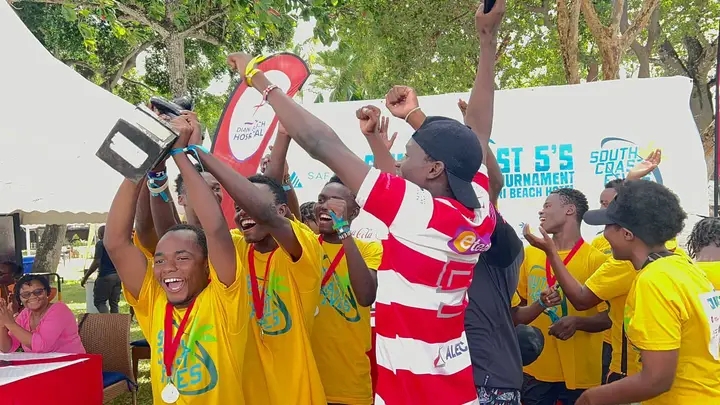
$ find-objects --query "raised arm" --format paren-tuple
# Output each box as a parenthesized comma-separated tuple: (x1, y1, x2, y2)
(194, 149, 303, 260)
(227, 53, 370, 195)
(170, 118, 236, 287)
(464, 1, 506, 204)
(134, 184, 160, 253)
(263, 124, 301, 220)
(357, 106, 397, 175)
(103, 179, 149, 300)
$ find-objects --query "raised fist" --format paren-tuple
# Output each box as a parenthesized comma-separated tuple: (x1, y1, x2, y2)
(326, 198, 348, 222)
(385, 86, 420, 120)
(356, 105, 381, 137)
(227, 52, 253, 77)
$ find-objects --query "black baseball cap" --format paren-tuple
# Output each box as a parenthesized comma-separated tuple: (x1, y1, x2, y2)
(583, 199, 631, 229)
(412, 116, 483, 209)
(516, 324, 544, 366)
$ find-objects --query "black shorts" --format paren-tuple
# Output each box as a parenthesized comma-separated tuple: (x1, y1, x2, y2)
(521, 374, 584, 405)
(601, 342, 612, 384)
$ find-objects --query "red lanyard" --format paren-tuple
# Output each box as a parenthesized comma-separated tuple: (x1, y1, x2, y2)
(163, 299, 196, 379)
(248, 245, 277, 321)
(318, 235, 345, 287)
(545, 238, 584, 287)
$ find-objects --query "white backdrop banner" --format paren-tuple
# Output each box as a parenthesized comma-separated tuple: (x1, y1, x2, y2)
(277, 77, 707, 242)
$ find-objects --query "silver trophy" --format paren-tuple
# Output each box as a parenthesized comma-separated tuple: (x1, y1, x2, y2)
(96, 100, 180, 183)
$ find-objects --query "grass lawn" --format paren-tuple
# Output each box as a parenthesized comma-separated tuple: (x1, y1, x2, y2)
(62, 280, 153, 405)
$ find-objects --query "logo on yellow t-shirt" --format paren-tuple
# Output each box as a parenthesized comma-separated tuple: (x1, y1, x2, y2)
(246, 273, 293, 335)
(321, 258, 361, 322)
(157, 319, 219, 394)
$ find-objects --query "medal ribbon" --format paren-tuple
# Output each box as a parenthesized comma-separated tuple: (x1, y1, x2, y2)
(545, 238, 584, 287)
(318, 235, 345, 287)
(248, 245, 277, 321)
(163, 299, 196, 379)
(544, 238, 583, 321)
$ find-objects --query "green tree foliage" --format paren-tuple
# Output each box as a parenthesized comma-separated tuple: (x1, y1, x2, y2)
(11, 0, 347, 134)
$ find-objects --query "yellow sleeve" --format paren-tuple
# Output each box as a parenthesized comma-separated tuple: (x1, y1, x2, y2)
(285, 219, 324, 293)
(585, 257, 635, 301)
(516, 247, 531, 301)
(626, 270, 684, 351)
(359, 240, 383, 271)
(122, 258, 162, 336)
(511, 292, 521, 308)
(208, 235, 246, 295)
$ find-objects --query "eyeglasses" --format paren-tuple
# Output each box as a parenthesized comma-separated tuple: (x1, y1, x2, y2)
(19, 288, 46, 300)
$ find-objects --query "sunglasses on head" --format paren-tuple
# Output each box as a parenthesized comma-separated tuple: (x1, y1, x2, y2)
(19, 288, 46, 300)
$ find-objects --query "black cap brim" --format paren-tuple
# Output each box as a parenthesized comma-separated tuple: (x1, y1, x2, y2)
(516, 325, 544, 366)
(583, 208, 616, 226)
(447, 172, 481, 209)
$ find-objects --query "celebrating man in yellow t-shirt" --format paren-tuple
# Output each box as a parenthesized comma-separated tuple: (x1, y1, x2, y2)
(579, 180, 720, 405)
(105, 117, 249, 404)
(310, 175, 382, 405)
(519, 188, 610, 405)
(193, 144, 326, 404)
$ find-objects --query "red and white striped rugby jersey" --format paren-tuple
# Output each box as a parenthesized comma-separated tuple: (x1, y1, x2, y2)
(357, 167, 496, 405)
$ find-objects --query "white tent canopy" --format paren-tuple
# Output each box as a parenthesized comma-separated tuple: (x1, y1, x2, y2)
(0, 0, 141, 224)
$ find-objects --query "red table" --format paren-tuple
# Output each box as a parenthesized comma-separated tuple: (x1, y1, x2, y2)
(0, 354, 103, 405)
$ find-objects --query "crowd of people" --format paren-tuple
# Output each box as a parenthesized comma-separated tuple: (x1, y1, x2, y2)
(2, 1, 720, 405)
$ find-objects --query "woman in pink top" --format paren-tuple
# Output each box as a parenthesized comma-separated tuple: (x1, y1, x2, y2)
(0, 275, 85, 354)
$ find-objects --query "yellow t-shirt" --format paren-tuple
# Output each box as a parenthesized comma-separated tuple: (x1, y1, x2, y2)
(589, 234, 687, 345)
(590, 234, 613, 345)
(124, 246, 249, 404)
(696, 261, 720, 289)
(517, 243, 608, 389)
(585, 257, 640, 376)
(511, 292, 521, 308)
(625, 255, 720, 405)
(236, 219, 327, 405)
(311, 238, 382, 405)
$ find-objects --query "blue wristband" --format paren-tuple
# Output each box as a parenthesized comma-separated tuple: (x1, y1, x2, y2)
(170, 148, 186, 156)
(282, 185, 291, 191)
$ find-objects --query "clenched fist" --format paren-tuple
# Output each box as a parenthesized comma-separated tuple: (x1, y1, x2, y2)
(385, 86, 420, 120)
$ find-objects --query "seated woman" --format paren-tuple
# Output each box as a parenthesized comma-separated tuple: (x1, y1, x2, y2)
(0, 274, 85, 354)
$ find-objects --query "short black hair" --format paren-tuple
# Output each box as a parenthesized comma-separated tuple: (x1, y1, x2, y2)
(164, 224, 208, 258)
(604, 179, 624, 189)
(175, 163, 205, 195)
(248, 174, 288, 205)
(327, 175, 344, 186)
(300, 202, 316, 223)
(687, 217, 720, 259)
(612, 180, 686, 246)
(14, 274, 51, 304)
(551, 188, 589, 223)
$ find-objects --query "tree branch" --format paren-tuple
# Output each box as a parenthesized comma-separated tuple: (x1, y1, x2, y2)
(9, 0, 170, 37)
(580, 0, 609, 42)
(620, 0, 660, 49)
(120, 75, 157, 92)
(105, 38, 157, 89)
(178, 10, 226, 38)
(188, 31, 222, 46)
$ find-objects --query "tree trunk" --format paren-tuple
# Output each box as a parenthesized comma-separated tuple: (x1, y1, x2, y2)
(581, 0, 660, 80)
(165, 34, 187, 98)
(657, 37, 718, 179)
(31, 225, 66, 273)
(556, 0, 582, 84)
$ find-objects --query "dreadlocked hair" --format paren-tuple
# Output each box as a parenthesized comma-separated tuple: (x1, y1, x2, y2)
(687, 217, 720, 259)
(300, 202, 316, 223)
